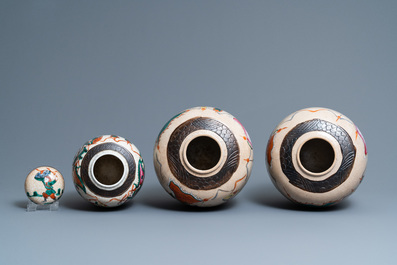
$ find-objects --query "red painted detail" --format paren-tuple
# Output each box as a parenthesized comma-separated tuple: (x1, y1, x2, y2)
(305, 109, 326, 113)
(355, 127, 368, 155)
(266, 127, 287, 166)
(169, 181, 201, 204)
(266, 134, 274, 166)
(92, 136, 103, 144)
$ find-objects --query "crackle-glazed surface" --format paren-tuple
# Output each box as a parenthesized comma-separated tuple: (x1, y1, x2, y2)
(73, 135, 145, 207)
(154, 107, 253, 207)
(25, 166, 65, 205)
(266, 107, 368, 206)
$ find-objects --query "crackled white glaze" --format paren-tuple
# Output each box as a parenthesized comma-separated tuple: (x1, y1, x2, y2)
(154, 107, 253, 207)
(266, 107, 368, 207)
(25, 166, 64, 205)
(72, 135, 144, 207)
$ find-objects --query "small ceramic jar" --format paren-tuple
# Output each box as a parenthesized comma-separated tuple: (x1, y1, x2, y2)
(154, 106, 253, 207)
(72, 135, 144, 207)
(266, 107, 368, 206)
(25, 166, 65, 205)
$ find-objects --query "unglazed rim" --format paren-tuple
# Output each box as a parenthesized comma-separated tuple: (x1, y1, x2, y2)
(291, 131, 343, 181)
(179, 130, 227, 177)
(88, 150, 129, 191)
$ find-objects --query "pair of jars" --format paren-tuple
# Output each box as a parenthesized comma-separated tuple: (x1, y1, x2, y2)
(25, 106, 368, 208)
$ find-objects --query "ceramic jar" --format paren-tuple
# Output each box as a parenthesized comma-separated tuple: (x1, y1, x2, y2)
(154, 106, 253, 207)
(72, 135, 144, 207)
(25, 166, 65, 205)
(266, 107, 368, 206)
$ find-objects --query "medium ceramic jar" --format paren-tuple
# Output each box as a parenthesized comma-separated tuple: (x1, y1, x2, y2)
(154, 106, 253, 207)
(72, 135, 144, 207)
(25, 166, 65, 205)
(266, 107, 368, 207)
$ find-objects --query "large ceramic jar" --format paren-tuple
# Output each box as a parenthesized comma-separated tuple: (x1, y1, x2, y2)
(154, 106, 253, 207)
(72, 135, 144, 207)
(266, 107, 368, 207)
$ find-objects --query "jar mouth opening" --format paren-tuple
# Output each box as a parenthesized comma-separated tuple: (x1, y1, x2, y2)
(93, 154, 124, 185)
(179, 131, 228, 177)
(186, 136, 221, 171)
(89, 150, 129, 191)
(298, 138, 335, 175)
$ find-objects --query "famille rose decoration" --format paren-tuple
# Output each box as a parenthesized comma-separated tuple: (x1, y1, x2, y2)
(266, 107, 368, 207)
(72, 135, 145, 207)
(25, 166, 65, 205)
(154, 106, 253, 207)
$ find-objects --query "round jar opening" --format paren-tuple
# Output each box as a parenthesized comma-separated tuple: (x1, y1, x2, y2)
(299, 138, 335, 174)
(186, 136, 221, 171)
(93, 154, 124, 185)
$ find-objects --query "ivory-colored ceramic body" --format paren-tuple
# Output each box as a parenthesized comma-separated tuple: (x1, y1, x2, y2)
(266, 107, 368, 207)
(72, 135, 144, 207)
(154, 106, 253, 207)
(25, 166, 65, 205)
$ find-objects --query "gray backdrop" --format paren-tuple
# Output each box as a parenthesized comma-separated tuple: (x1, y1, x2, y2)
(1, 1, 396, 264)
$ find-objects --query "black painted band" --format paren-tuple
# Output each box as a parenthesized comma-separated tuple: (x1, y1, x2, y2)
(81, 143, 136, 197)
(167, 117, 239, 190)
(280, 119, 356, 193)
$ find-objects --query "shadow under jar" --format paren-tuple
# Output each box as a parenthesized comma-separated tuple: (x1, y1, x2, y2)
(72, 135, 145, 207)
(266, 107, 368, 207)
(154, 106, 253, 207)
